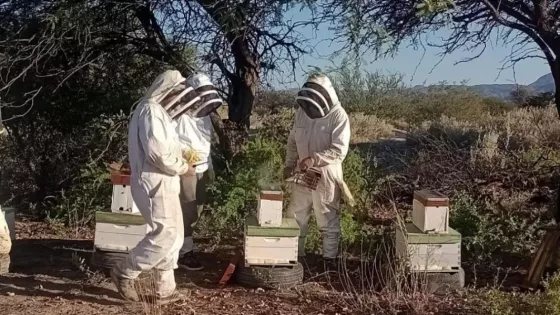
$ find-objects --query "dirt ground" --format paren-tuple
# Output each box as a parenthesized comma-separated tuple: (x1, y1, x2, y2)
(0, 220, 356, 315)
(1, 219, 482, 315)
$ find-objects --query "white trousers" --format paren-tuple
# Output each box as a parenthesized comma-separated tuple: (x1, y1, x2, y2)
(115, 180, 184, 297)
(286, 184, 341, 259)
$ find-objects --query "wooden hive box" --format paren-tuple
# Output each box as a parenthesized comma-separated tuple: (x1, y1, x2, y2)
(94, 211, 149, 253)
(111, 173, 139, 214)
(412, 190, 450, 233)
(257, 190, 283, 227)
(395, 223, 461, 272)
(244, 216, 300, 267)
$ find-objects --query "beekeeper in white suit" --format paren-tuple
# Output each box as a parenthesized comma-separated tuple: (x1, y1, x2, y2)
(284, 73, 350, 271)
(111, 70, 200, 304)
(175, 73, 223, 271)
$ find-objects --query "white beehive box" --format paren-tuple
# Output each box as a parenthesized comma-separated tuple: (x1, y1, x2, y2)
(257, 190, 283, 227)
(111, 173, 139, 214)
(244, 216, 300, 266)
(94, 211, 149, 252)
(395, 223, 461, 272)
(1, 207, 15, 240)
(412, 190, 449, 233)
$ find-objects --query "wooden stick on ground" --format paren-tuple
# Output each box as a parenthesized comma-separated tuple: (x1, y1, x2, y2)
(524, 229, 560, 289)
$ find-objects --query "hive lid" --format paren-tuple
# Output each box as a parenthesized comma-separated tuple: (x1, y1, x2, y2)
(245, 216, 300, 237)
(397, 223, 460, 244)
(414, 190, 449, 207)
(259, 190, 284, 201)
(96, 211, 145, 225)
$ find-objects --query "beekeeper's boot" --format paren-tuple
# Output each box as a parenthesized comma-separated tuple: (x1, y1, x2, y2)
(323, 257, 338, 273)
(157, 291, 187, 305)
(110, 267, 139, 302)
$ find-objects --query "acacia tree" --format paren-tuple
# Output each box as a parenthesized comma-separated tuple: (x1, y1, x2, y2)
(321, 0, 560, 116)
(2, 0, 315, 157)
(86, 0, 314, 154)
(0, 1, 178, 206)
(136, 0, 313, 154)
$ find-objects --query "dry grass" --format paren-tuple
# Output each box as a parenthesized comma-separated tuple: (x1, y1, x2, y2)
(135, 271, 162, 315)
(251, 109, 396, 144)
(349, 113, 395, 144)
(331, 210, 467, 315)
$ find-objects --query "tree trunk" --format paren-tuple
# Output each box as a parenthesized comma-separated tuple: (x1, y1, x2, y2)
(228, 72, 258, 127)
(210, 35, 259, 159)
(549, 58, 560, 117)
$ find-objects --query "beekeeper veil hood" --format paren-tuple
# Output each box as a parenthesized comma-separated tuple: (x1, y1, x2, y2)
(142, 70, 201, 120)
(184, 73, 224, 118)
(295, 74, 340, 119)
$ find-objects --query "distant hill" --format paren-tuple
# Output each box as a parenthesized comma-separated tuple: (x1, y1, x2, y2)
(446, 73, 553, 100)
(528, 73, 554, 92)
(409, 73, 554, 100)
(280, 73, 555, 101)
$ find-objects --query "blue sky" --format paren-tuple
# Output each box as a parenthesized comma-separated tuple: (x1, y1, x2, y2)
(273, 6, 550, 89)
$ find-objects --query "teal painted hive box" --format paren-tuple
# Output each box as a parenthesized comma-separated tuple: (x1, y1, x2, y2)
(244, 216, 300, 267)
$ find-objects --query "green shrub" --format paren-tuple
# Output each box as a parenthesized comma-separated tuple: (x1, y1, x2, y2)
(481, 273, 560, 315)
(450, 191, 545, 265)
(203, 136, 285, 242)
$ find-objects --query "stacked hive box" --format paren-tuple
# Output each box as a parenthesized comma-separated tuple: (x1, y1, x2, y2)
(93, 171, 148, 255)
(395, 190, 463, 276)
(243, 190, 300, 267)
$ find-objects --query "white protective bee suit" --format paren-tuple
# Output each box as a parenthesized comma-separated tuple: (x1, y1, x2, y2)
(176, 73, 223, 257)
(114, 70, 201, 298)
(285, 74, 351, 259)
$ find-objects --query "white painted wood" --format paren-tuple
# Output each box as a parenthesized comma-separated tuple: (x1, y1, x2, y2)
(111, 185, 139, 214)
(93, 221, 151, 252)
(395, 228, 460, 271)
(94, 230, 145, 252)
(1, 209, 15, 240)
(412, 199, 449, 233)
(95, 222, 148, 235)
(245, 236, 298, 248)
(257, 191, 283, 227)
(244, 236, 299, 266)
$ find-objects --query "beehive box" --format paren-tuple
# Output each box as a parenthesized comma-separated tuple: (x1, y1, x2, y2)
(244, 216, 300, 266)
(412, 190, 449, 233)
(111, 173, 139, 214)
(257, 190, 283, 227)
(1, 207, 15, 240)
(395, 223, 461, 272)
(94, 211, 149, 252)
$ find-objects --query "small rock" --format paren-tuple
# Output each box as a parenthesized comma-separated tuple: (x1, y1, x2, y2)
(255, 287, 265, 293)
(6, 292, 14, 296)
